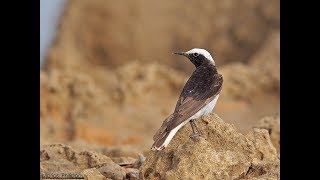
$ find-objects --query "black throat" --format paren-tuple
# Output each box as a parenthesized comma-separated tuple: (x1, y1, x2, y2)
(188, 54, 214, 68)
(194, 56, 218, 76)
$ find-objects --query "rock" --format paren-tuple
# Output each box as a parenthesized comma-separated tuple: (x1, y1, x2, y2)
(97, 165, 125, 180)
(249, 31, 280, 95)
(83, 168, 107, 180)
(111, 157, 137, 166)
(40, 62, 186, 148)
(133, 154, 146, 169)
(115, 61, 185, 105)
(254, 114, 280, 154)
(213, 30, 280, 132)
(258, 0, 280, 27)
(125, 168, 140, 180)
(219, 31, 280, 101)
(67, 141, 143, 158)
(40, 144, 126, 179)
(40, 68, 117, 144)
(40, 115, 280, 180)
(112, 154, 145, 169)
(140, 113, 279, 179)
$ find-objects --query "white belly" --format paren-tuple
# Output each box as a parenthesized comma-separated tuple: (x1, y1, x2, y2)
(188, 95, 219, 120)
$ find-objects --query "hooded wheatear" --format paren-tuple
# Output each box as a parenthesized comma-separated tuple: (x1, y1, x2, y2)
(151, 48, 223, 151)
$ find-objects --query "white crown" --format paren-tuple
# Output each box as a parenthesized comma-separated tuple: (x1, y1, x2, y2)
(186, 48, 215, 64)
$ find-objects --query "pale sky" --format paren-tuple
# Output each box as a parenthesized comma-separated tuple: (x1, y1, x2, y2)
(40, 0, 66, 68)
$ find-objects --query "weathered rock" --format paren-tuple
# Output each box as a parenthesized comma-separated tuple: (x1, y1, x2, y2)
(40, 144, 126, 179)
(67, 141, 143, 159)
(219, 31, 280, 101)
(40, 62, 186, 148)
(97, 165, 125, 180)
(245, 128, 280, 179)
(254, 114, 280, 154)
(140, 113, 279, 179)
(40, 68, 118, 144)
(40, 114, 280, 180)
(125, 168, 140, 180)
(83, 168, 107, 180)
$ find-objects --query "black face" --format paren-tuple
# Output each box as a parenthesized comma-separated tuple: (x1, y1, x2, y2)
(173, 51, 212, 67)
(186, 53, 207, 67)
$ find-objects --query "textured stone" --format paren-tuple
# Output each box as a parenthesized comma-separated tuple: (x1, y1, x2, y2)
(140, 113, 279, 179)
(40, 144, 126, 179)
(254, 114, 280, 154)
(83, 168, 107, 180)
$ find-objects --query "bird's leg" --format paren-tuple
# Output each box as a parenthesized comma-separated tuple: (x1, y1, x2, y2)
(189, 119, 202, 139)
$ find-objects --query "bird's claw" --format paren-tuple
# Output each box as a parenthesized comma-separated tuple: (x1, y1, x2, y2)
(190, 132, 202, 140)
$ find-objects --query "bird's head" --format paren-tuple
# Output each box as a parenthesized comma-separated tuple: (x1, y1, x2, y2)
(173, 48, 215, 67)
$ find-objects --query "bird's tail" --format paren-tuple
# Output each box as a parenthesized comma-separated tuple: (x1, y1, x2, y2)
(151, 114, 175, 151)
(151, 114, 189, 151)
(151, 131, 170, 151)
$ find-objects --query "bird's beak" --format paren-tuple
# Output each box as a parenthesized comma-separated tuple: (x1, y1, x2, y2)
(173, 52, 188, 57)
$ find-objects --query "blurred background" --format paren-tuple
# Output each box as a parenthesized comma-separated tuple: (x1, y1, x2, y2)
(40, 0, 279, 152)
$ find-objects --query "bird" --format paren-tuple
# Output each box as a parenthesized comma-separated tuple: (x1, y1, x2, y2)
(151, 48, 223, 151)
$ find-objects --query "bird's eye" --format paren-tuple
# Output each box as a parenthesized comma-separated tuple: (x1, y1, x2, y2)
(193, 53, 199, 57)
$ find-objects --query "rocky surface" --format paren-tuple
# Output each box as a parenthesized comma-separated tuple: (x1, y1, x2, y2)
(254, 114, 280, 154)
(83, 168, 108, 180)
(40, 143, 144, 180)
(140, 113, 279, 180)
(40, 62, 185, 147)
(40, 113, 279, 180)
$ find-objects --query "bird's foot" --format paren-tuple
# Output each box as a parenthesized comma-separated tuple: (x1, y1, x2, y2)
(190, 131, 202, 140)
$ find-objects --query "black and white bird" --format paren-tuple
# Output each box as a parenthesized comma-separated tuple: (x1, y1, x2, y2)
(151, 48, 223, 151)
